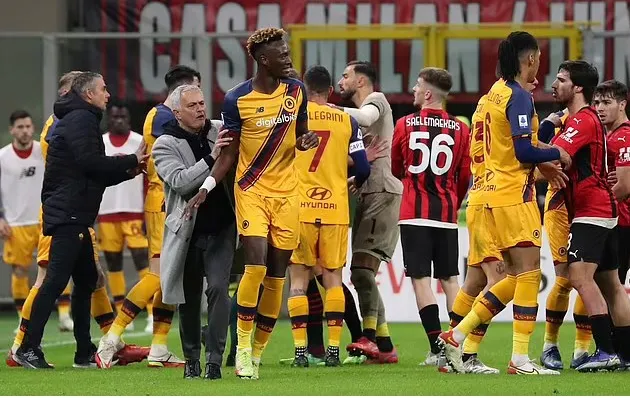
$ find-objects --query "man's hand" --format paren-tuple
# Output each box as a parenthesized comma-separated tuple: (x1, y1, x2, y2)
(537, 161, 569, 189)
(348, 177, 359, 196)
(184, 189, 208, 220)
(296, 131, 319, 151)
(556, 146, 572, 170)
(366, 136, 388, 163)
(211, 129, 233, 160)
(608, 170, 618, 186)
(134, 140, 150, 167)
(545, 109, 568, 127)
(0, 218, 11, 239)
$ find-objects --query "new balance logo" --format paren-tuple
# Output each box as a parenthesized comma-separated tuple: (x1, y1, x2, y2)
(19, 166, 36, 178)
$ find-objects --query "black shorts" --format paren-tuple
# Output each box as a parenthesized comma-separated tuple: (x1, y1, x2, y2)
(400, 224, 459, 279)
(567, 223, 617, 272)
(617, 226, 630, 284)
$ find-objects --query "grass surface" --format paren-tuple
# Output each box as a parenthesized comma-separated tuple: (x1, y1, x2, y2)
(0, 314, 627, 395)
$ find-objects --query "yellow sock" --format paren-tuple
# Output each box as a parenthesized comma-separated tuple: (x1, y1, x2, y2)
(457, 275, 517, 337)
(137, 267, 153, 316)
(450, 289, 476, 329)
(463, 323, 489, 355)
(11, 274, 30, 318)
(110, 272, 160, 337)
(91, 286, 115, 334)
(236, 265, 267, 350)
(513, 269, 541, 358)
(14, 286, 38, 348)
(288, 295, 309, 347)
(325, 286, 345, 347)
(544, 276, 572, 344)
(363, 316, 377, 331)
(151, 288, 175, 346)
(108, 271, 126, 314)
(573, 294, 592, 353)
(252, 276, 285, 360)
(58, 282, 72, 317)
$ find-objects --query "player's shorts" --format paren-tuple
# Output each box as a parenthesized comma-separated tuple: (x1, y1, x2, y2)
(145, 211, 165, 258)
(235, 188, 299, 251)
(567, 222, 617, 272)
(37, 227, 99, 267)
(618, 226, 630, 284)
(486, 201, 542, 251)
(352, 192, 402, 263)
(466, 204, 502, 267)
(290, 223, 348, 269)
(98, 219, 148, 252)
(544, 208, 569, 265)
(4, 224, 39, 267)
(400, 224, 459, 279)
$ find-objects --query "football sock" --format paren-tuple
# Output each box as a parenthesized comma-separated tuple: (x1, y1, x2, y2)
(108, 270, 126, 314)
(57, 282, 72, 318)
(11, 274, 29, 318)
(229, 289, 238, 356)
(419, 304, 442, 354)
(137, 267, 153, 316)
(351, 268, 379, 341)
(590, 314, 615, 354)
(573, 295, 592, 356)
(325, 286, 345, 348)
(450, 289, 475, 329)
(288, 295, 309, 348)
(151, 288, 175, 346)
(512, 269, 541, 364)
(306, 278, 324, 356)
(91, 286, 115, 334)
(252, 276, 285, 360)
(613, 325, 630, 361)
(14, 286, 38, 348)
(376, 293, 394, 352)
(110, 272, 160, 337)
(543, 276, 571, 348)
(342, 283, 362, 342)
(463, 293, 490, 358)
(236, 265, 266, 350)
(455, 274, 517, 343)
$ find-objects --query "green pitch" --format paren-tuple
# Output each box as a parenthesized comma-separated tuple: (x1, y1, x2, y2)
(0, 314, 627, 395)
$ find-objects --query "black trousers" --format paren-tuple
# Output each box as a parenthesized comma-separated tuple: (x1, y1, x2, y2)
(23, 225, 98, 355)
(179, 223, 235, 365)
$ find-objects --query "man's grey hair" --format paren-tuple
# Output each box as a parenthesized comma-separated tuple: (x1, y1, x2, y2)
(71, 71, 103, 96)
(168, 84, 203, 110)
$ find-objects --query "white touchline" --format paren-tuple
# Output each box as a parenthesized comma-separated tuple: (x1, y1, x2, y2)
(0, 331, 150, 354)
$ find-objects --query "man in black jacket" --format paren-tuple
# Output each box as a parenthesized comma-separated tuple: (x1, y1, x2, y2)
(16, 71, 148, 369)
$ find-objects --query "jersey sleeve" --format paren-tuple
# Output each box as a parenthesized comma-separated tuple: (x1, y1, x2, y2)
(297, 81, 308, 123)
(391, 117, 405, 179)
(554, 117, 593, 158)
(616, 129, 630, 167)
(221, 91, 243, 134)
(348, 116, 365, 154)
(151, 109, 173, 139)
(505, 88, 535, 137)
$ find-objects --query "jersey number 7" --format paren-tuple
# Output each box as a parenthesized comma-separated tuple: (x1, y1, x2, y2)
(408, 131, 455, 175)
(308, 130, 330, 172)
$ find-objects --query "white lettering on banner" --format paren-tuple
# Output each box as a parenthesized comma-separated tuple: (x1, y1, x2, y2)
(379, 4, 402, 93)
(447, 3, 480, 93)
(545, 2, 566, 90)
(179, 4, 206, 70)
(614, 2, 630, 84)
(356, 4, 372, 63)
(341, 227, 570, 322)
(216, 3, 247, 93)
(408, 4, 437, 91)
(139, 2, 171, 94)
(305, 3, 348, 87)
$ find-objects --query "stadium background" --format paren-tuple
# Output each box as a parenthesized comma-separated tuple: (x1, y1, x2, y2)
(0, 0, 629, 321)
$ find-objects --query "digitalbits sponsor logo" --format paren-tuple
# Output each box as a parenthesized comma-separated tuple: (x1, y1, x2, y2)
(255, 113, 297, 128)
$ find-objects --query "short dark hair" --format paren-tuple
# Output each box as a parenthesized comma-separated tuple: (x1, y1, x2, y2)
(246, 27, 286, 60)
(558, 60, 599, 103)
(304, 65, 332, 94)
(347, 60, 377, 85)
(107, 99, 128, 112)
(9, 110, 31, 126)
(497, 31, 539, 81)
(72, 71, 103, 95)
(594, 80, 628, 103)
(164, 65, 201, 92)
(418, 67, 453, 93)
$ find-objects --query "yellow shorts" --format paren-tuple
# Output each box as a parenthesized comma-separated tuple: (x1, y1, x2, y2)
(4, 224, 39, 267)
(290, 223, 348, 269)
(145, 211, 165, 259)
(486, 201, 542, 251)
(37, 227, 99, 267)
(544, 207, 569, 265)
(466, 205, 502, 267)
(98, 220, 148, 252)
(235, 189, 299, 251)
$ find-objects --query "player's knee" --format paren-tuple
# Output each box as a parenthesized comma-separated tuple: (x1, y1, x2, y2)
(205, 277, 229, 298)
(350, 267, 375, 290)
(104, 251, 123, 272)
(351, 252, 380, 271)
(12, 266, 28, 278)
(130, 248, 149, 271)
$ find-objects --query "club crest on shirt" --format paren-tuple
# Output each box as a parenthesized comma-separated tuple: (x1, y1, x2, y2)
(282, 97, 296, 112)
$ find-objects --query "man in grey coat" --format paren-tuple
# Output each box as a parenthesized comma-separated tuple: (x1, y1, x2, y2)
(152, 84, 235, 380)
